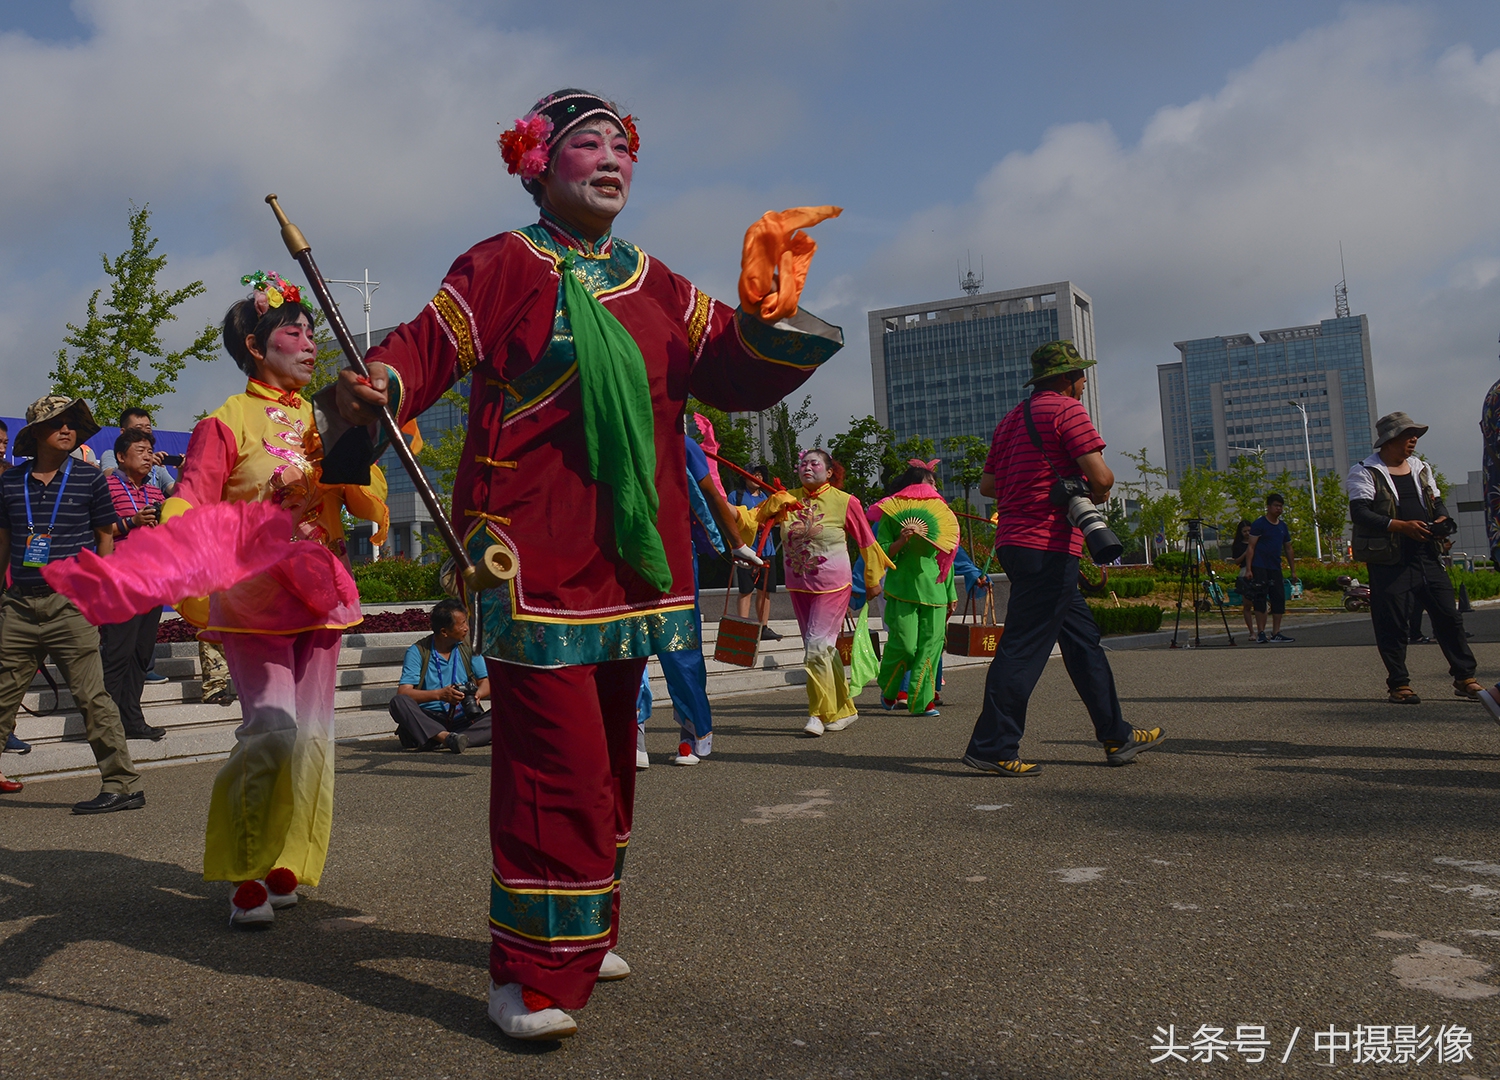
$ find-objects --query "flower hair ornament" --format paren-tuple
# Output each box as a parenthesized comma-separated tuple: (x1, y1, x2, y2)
(908, 458, 941, 471)
(498, 113, 555, 180)
(241, 271, 313, 316)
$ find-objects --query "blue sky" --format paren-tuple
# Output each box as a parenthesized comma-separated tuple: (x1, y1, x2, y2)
(4, 0, 1500, 484)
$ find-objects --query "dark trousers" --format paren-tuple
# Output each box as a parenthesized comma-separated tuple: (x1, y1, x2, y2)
(389, 692, 492, 749)
(1368, 553, 1475, 689)
(966, 546, 1133, 762)
(99, 606, 163, 735)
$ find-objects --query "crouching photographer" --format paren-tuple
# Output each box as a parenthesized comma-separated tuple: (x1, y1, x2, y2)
(962, 340, 1165, 776)
(390, 598, 491, 753)
(1347, 412, 1482, 705)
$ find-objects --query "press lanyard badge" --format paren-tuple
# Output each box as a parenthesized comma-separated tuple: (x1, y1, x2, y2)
(22, 459, 73, 568)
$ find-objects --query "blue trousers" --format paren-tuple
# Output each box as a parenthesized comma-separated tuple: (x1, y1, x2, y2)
(965, 546, 1132, 762)
(658, 553, 712, 743)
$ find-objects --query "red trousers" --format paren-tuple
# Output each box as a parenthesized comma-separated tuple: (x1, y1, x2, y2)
(486, 656, 645, 1009)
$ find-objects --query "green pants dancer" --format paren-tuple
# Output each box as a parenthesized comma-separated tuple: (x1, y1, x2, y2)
(869, 462, 960, 716)
(878, 596, 948, 713)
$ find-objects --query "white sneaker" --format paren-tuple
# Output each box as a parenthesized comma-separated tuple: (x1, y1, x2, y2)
(693, 733, 712, 757)
(825, 714, 857, 732)
(488, 981, 577, 1040)
(598, 950, 631, 981)
(1480, 687, 1500, 724)
(670, 741, 699, 766)
(228, 882, 274, 928)
(803, 717, 825, 737)
(635, 750, 650, 770)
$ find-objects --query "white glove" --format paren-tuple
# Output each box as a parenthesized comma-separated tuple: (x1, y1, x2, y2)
(732, 545, 765, 569)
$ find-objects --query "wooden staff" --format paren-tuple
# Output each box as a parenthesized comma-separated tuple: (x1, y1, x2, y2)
(264, 194, 514, 591)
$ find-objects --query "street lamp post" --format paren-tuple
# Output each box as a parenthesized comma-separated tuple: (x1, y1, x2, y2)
(1286, 400, 1323, 561)
(329, 269, 382, 560)
(328, 268, 381, 354)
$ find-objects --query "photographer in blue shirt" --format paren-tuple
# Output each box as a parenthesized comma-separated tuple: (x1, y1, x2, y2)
(390, 598, 491, 754)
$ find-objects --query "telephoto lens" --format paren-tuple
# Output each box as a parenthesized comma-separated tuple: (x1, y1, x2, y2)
(1050, 477, 1123, 563)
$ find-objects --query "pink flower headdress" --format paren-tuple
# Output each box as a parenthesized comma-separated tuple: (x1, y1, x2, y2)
(241, 271, 313, 316)
(908, 458, 941, 471)
(498, 113, 555, 180)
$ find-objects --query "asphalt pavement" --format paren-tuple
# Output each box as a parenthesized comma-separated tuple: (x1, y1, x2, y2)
(4, 611, 1500, 1078)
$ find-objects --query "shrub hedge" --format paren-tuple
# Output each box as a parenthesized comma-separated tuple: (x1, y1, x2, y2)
(1109, 576, 1155, 598)
(352, 558, 444, 602)
(1088, 603, 1165, 635)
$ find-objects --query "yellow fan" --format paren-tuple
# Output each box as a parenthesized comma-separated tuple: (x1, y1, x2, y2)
(879, 497, 959, 553)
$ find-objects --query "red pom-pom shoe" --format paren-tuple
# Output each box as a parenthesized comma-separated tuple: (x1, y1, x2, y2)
(229, 880, 273, 928)
(264, 867, 299, 909)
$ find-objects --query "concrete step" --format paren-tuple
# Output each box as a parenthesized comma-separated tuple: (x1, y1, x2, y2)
(6, 618, 1009, 781)
(5, 708, 396, 783)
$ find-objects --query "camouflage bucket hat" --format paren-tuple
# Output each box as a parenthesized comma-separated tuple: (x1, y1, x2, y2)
(14, 395, 100, 458)
(1024, 339, 1096, 386)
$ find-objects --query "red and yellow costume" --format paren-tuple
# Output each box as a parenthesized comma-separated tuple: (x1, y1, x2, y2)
(163, 378, 385, 886)
(364, 210, 841, 1006)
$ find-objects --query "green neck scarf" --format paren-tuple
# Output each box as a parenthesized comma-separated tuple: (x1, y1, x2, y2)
(561, 251, 672, 593)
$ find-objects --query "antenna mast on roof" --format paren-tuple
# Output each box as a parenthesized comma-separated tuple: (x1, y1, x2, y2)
(959, 251, 984, 296)
(1334, 242, 1350, 319)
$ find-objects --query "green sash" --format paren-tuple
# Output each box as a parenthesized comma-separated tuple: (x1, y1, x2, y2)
(561, 252, 672, 593)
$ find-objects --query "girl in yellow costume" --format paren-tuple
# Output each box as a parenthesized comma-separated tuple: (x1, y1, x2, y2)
(778, 450, 891, 736)
(163, 273, 388, 927)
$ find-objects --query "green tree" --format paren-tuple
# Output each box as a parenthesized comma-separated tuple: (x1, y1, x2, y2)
(881, 433, 938, 492)
(1222, 452, 1270, 526)
(1177, 456, 1229, 537)
(766, 395, 818, 487)
(1117, 447, 1182, 560)
(943, 433, 990, 551)
(687, 398, 755, 474)
(415, 380, 470, 517)
(1315, 471, 1348, 554)
(50, 203, 219, 417)
(826, 415, 892, 507)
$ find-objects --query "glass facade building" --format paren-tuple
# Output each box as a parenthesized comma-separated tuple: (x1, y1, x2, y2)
(341, 324, 469, 562)
(1158, 315, 1376, 488)
(867, 282, 1100, 494)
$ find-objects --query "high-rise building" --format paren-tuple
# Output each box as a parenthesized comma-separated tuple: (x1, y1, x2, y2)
(1158, 315, 1376, 487)
(868, 281, 1100, 492)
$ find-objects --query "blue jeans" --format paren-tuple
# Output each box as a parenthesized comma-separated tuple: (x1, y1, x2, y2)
(658, 553, 712, 745)
(965, 546, 1132, 762)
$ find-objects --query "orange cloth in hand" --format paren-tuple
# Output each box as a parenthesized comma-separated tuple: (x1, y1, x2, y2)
(738, 206, 842, 322)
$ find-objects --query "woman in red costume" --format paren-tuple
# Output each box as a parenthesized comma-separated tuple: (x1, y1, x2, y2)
(330, 88, 842, 1039)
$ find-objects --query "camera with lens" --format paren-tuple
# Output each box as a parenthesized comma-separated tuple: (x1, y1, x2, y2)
(1049, 476, 1123, 563)
(1428, 516, 1458, 539)
(458, 678, 485, 722)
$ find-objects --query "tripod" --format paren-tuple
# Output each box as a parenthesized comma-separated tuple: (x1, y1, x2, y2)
(1170, 519, 1237, 648)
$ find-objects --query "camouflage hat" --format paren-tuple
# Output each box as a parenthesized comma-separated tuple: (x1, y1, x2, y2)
(13, 395, 100, 458)
(1023, 339, 1096, 387)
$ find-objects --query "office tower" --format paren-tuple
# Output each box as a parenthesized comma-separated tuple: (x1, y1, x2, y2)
(868, 281, 1100, 492)
(1159, 315, 1376, 487)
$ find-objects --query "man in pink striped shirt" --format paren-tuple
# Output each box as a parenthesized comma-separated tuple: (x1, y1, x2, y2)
(963, 341, 1166, 775)
(101, 427, 166, 742)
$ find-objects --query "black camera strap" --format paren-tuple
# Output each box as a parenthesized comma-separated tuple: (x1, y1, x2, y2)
(1022, 396, 1067, 485)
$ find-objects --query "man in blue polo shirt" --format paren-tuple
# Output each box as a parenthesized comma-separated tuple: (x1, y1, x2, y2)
(0, 396, 141, 810)
(1246, 492, 1299, 644)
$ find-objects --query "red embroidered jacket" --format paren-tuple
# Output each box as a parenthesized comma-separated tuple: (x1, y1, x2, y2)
(366, 212, 842, 667)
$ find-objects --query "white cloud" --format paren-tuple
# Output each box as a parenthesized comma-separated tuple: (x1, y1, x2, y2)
(820, 4, 1500, 483)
